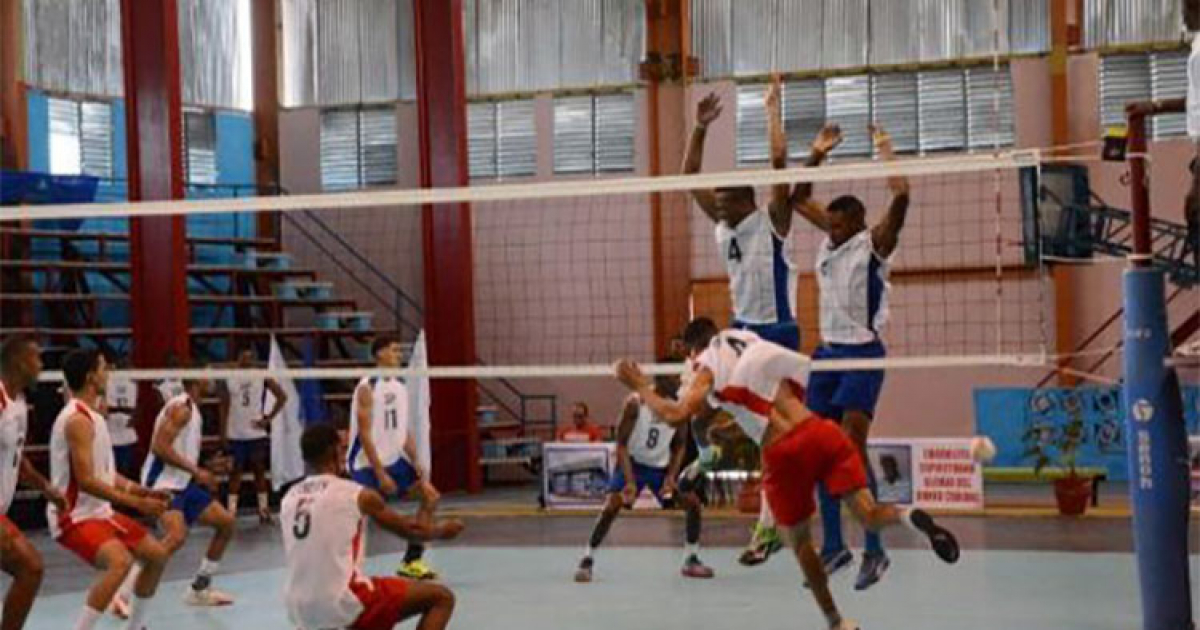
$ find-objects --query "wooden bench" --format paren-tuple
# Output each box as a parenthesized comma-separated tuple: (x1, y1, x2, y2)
(983, 467, 1110, 507)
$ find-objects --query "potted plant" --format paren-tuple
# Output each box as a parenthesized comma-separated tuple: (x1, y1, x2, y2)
(1022, 411, 1091, 516)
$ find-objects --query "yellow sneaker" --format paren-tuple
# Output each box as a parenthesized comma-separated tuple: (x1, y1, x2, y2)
(397, 559, 439, 580)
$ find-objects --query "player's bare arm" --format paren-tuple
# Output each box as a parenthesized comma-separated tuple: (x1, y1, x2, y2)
(354, 383, 394, 492)
(869, 125, 910, 258)
(788, 124, 842, 233)
(65, 414, 164, 517)
(256, 379, 288, 429)
(614, 396, 640, 504)
(684, 92, 723, 222)
(662, 425, 688, 496)
(19, 456, 65, 511)
(216, 382, 231, 447)
(152, 402, 214, 489)
(358, 489, 463, 542)
(614, 360, 712, 425)
(767, 74, 794, 237)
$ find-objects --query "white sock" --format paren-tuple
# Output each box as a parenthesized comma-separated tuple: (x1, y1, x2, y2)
(584, 545, 594, 559)
(227, 494, 238, 514)
(684, 543, 700, 559)
(757, 496, 775, 529)
(118, 563, 140, 599)
(257, 492, 269, 512)
(124, 596, 149, 630)
(74, 607, 102, 630)
(197, 558, 219, 578)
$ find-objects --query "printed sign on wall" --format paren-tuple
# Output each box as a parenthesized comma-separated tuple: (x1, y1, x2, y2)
(869, 439, 984, 510)
(543, 442, 616, 510)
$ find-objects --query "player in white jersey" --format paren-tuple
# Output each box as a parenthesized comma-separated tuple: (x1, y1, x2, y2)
(142, 370, 236, 607)
(572, 372, 713, 583)
(348, 335, 441, 580)
(50, 349, 170, 630)
(104, 360, 140, 480)
(282, 423, 462, 630)
(614, 318, 959, 630)
(218, 345, 287, 524)
(789, 124, 910, 589)
(0, 336, 65, 629)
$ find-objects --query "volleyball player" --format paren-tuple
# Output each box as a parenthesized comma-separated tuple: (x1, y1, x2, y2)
(282, 424, 462, 630)
(0, 336, 63, 630)
(614, 319, 958, 630)
(104, 358, 140, 480)
(685, 76, 839, 563)
(349, 335, 441, 580)
(143, 370, 237, 606)
(573, 373, 713, 583)
(788, 124, 910, 590)
(219, 345, 287, 524)
(49, 349, 171, 630)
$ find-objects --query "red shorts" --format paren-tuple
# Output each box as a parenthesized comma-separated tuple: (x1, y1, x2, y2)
(350, 577, 410, 630)
(56, 514, 149, 565)
(762, 417, 868, 527)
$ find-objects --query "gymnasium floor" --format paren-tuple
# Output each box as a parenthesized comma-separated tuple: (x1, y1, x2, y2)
(20, 487, 1200, 630)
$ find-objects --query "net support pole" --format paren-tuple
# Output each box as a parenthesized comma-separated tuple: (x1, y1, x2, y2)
(1122, 106, 1194, 630)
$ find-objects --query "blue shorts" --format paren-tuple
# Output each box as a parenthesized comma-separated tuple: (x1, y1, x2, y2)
(170, 482, 216, 526)
(733, 320, 800, 351)
(607, 462, 668, 497)
(351, 458, 419, 499)
(229, 438, 270, 468)
(807, 341, 887, 420)
(112, 444, 137, 477)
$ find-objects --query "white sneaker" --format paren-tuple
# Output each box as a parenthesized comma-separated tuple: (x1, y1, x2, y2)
(183, 587, 234, 607)
(107, 592, 130, 619)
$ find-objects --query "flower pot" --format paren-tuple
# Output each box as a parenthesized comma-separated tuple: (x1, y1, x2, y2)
(737, 478, 762, 514)
(1053, 475, 1091, 516)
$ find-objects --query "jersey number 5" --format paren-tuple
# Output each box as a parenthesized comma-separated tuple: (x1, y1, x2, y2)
(727, 238, 743, 263)
(292, 498, 313, 540)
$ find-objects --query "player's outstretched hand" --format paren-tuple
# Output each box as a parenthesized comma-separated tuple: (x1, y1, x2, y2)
(613, 359, 650, 391)
(696, 93, 723, 126)
(869, 124, 894, 156)
(435, 518, 465, 541)
(812, 124, 843, 156)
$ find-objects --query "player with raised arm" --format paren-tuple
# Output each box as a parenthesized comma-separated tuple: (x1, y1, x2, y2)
(788, 124, 911, 589)
(685, 76, 829, 564)
(613, 318, 958, 630)
(573, 373, 713, 583)
(142, 370, 237, 606)
(219, 345, 288, 524)
(282, 423, 461, 630)
(349, 335, 441, 580)
(0, 336, 66, 630)
(49, 349, 171, 630)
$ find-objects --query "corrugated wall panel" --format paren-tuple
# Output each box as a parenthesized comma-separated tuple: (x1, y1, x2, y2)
(774, 0, 823, 72)
(822, 0, 869, 69)
(1084, 0, 1184, 48)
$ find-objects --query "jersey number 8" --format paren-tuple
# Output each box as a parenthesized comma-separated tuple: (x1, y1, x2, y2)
(645, 427, 660, 450)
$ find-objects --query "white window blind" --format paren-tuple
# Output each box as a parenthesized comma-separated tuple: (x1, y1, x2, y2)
(1150, 51, 1188, 139)
(735, 84, 768, 165)
(497, 99, 537, 178)
(554, 93, 635, 175)
(468, 102, 498, 179)
(784, 79, 826, 160)
(48, 97, 113, 178)
(871, 73, 919, 154)
(824, 75, 871, 157)
(1098, 54, 1152, 131)
(966, 67, 1016, 150)
(319, 107, 397, 191)
(917, 70, 967, 152)
(183, 109, 218, 185)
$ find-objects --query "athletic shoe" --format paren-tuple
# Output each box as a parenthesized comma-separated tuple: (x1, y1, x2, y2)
(737, 524, 784, 566)
(680, 555, 715, 579)
(183, 587, 234, 606)
(257, 507, 275, 526)
(830, 618, 860, 630)
(397, 559, 439, 580)
(803, 548, 855, 589)
(108, 592, 130, 619)
(909, 509, 960, 563)
(854, 551, 891, 591)
(574, 557, 594, 583)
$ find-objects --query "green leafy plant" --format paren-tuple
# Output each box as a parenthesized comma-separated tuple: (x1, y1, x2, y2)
(1021, 409, 1085, 478)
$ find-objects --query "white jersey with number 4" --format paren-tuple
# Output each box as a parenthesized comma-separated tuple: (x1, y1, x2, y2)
(225, 377, 267, 440)
(47, 400, 116, 537)
(142, 394, 202, 491)
(695, 329, 811, 446)
(348, 377, 408, 471)
(0, 383, 28, 514)
(627, 398, 675, 469)
(715, 209, 798, 326)
(281, 474, 369, 629)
